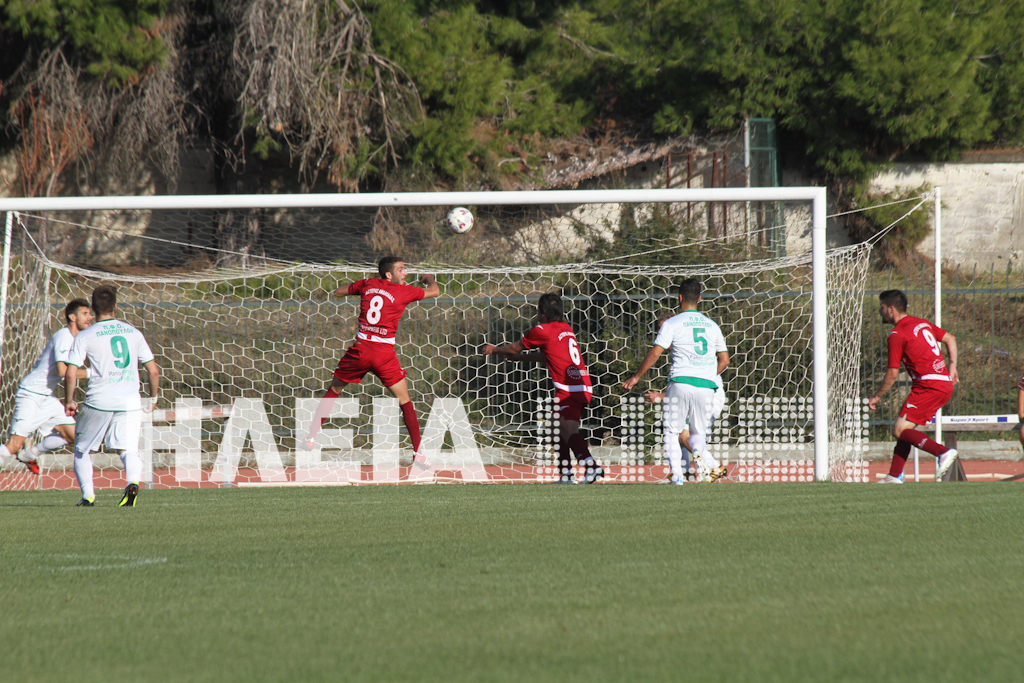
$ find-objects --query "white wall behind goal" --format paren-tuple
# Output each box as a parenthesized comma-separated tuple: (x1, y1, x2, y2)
(870, 162, 1024, 273)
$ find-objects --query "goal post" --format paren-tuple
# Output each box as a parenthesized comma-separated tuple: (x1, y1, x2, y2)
(0, 187, 868, 488)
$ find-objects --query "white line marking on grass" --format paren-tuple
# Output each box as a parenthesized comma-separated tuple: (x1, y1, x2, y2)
(18, 553, 170, 573)
(58, 556, 169, 572)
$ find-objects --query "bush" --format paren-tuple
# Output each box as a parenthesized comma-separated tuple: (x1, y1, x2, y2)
(845, 185, 933, 267)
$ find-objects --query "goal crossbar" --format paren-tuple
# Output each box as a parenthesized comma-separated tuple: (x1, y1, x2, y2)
(0, 188, 826, 212)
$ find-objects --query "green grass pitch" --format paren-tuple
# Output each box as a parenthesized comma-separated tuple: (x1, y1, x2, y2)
(2, 483, 1023, 682)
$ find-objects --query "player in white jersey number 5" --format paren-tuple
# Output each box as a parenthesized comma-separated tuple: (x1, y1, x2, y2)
(64, 285, 160, 507)
(0, 299, 93, 474)
(623, 277, 730, 484)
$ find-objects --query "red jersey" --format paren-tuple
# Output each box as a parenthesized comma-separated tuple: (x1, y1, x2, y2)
(887, 315, 952, 387)
(348, 278, 425, 344)
(1017, 373, 1024, 392)
(520, 321, 592, 400)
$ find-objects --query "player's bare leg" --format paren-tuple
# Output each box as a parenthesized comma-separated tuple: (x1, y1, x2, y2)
(54, 423, 75, 443)
(679, 429, 727, 481)
(387, 379, 425, 468)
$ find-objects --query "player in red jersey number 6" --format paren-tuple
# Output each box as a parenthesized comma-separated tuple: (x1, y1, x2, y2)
(483, 293, 604, 484)
(305, 257, 439, 466)
(868, 290, 960, 483)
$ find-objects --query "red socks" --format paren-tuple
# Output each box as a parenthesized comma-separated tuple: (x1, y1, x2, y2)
(557, 439, 572, 475)
(307, 386, 342, 440)
(889, 440, 912, 477)
(400, 401, 422, 453)
(900, 428, 949, 457)
(567, 433, 592, 461)
(890, 428, 953, 477)
(318, 387, 341, 426)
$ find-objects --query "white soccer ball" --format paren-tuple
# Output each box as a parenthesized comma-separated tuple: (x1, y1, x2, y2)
(446, 207, 474, 234)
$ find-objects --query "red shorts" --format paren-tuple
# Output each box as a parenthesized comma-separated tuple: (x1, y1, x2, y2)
(899, 382, 954, 425)
(333, 342, 407, 388)
(556, 393, 591, 423)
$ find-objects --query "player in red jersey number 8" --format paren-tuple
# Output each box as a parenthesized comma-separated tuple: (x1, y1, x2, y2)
(305, 256, 440, 467)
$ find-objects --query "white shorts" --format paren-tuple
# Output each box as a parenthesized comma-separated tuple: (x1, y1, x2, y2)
(74, 406, 142, 455)
(10, 389, 75, 437)
(662, 383, 717, 438)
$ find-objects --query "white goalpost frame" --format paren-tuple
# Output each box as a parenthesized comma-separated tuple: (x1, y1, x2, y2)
(0, 211, 13, 375)
(0, 186, 834, 481)
(932, 187, 943, 481)
(907, 187, 944, 483)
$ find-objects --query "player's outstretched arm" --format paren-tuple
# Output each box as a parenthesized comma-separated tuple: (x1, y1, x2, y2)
(622, 345, 665, 390)
(867, 367, 901, 410)
(482, 341, 524, 357)
(420, 273, 440, 299)
(507, 350, 544, 364)
(332, 277, 360, 297)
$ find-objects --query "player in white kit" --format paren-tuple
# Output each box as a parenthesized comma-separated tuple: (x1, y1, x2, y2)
(64, 285, 160, 507)
(623, 277, 730, 484)
(0, 299, 93, 474)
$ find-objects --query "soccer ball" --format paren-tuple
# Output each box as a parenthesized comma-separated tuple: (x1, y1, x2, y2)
(445, 207, 474, 234)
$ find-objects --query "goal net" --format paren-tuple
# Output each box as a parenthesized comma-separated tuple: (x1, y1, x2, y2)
(0, 190, 871, 490)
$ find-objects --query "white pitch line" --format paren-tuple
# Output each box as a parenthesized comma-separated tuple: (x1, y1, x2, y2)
(45, 553, 170, 572)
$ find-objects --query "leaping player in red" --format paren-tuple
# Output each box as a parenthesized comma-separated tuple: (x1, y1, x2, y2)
(868, 289, 959, 483)
(483, 292, 604, 484)
(305, 256, 439, 466)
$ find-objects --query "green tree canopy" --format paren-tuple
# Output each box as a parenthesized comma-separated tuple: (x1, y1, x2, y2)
(2, 0, 173, 87)
(2, 0, 1024, 194)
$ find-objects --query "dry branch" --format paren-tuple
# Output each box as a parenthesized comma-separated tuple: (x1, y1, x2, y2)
(230, 0, 423, 191)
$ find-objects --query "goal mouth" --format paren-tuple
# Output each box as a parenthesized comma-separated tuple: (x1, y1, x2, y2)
(0, 189, 871, 487)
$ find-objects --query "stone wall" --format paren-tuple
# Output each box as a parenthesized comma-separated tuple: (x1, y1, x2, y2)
(869, 162, 1024, 273)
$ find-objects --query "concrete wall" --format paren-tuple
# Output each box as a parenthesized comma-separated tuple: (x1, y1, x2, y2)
(870, 163, 1024, 272)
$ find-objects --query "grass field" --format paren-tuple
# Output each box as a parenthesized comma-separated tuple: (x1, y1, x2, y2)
(2, 483, 1023, 682)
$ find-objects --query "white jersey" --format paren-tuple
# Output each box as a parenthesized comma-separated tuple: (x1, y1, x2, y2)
(67, 318, 154, 411)
(18, 327, 75, 396)
(654, 310, 727, 388)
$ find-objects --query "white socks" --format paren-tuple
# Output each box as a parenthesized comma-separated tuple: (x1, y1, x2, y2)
(664, 432, 684, 481)
(73, 449, 95, 502)
(37, 433, 68, 454)
(73, 449, 141, 501)
(120, 450, 142, 485)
